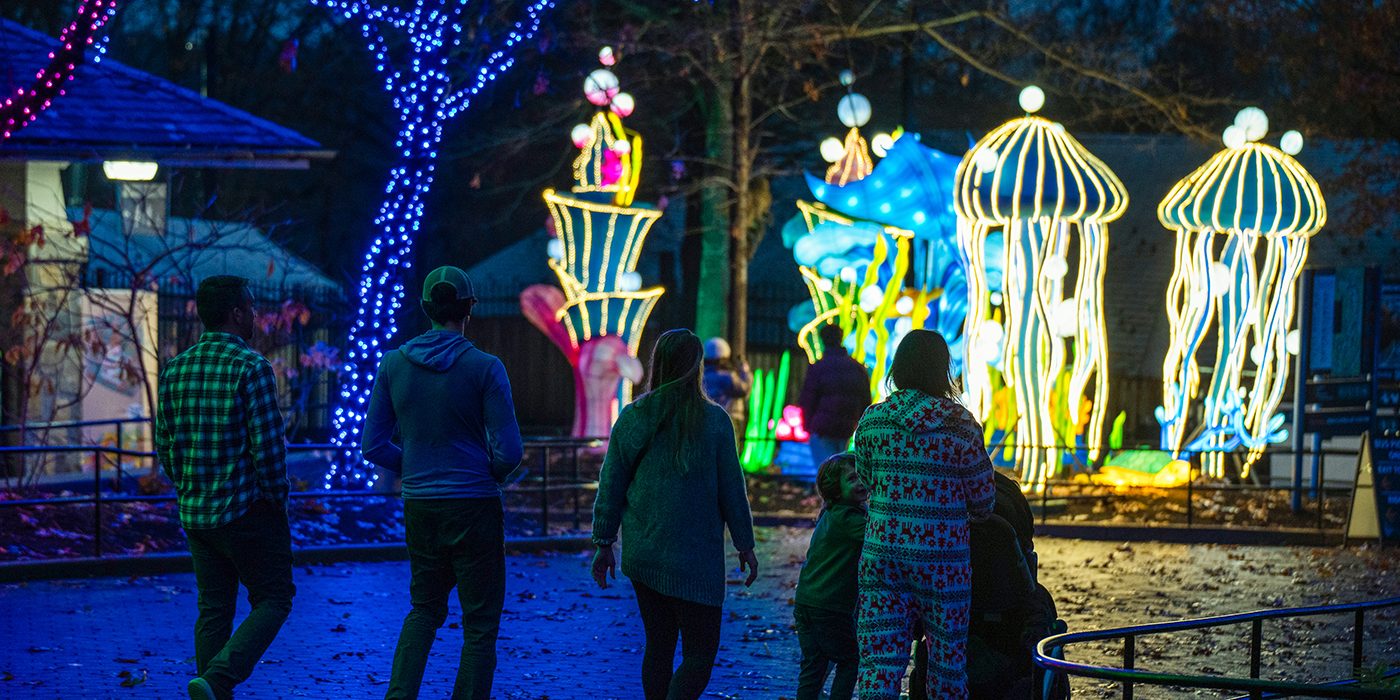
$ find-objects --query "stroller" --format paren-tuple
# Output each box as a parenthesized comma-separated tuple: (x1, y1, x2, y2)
(911, 471, 1071, 700)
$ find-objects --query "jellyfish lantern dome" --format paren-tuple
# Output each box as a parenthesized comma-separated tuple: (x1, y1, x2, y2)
(954, 87, 1127, 492)
(1156, 109, 1325, 478)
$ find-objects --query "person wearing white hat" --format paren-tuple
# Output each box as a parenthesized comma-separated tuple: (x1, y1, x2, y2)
(701, 337, 752, 447)
(361, 265, 523, 700)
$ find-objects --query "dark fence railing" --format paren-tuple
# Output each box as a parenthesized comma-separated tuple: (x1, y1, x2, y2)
(0, 425, 607, 557)
(1034, 596, 1400, 700)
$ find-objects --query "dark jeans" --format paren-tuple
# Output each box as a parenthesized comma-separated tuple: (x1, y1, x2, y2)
(793, 604, 858, 700)
(186, 499, 296, 700)
(632, 580, 722, 700)
(387, 497, 506, 700)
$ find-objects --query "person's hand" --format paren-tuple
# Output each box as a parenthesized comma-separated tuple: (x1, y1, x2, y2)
(738, 549, 759, 587)
(591, 546, 616, 589)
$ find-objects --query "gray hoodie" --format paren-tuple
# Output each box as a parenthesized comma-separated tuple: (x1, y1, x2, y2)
(362, 330, 523, 499)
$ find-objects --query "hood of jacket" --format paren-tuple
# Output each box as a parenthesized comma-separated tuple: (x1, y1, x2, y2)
(400, 330, 474, 372)
(868, 389, 977, 435)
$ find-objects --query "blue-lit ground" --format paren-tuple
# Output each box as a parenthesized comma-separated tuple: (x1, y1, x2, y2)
(1, 531, 1396, 699)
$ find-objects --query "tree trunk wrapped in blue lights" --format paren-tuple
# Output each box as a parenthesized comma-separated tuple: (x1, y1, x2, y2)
(314, 0, 554, 488)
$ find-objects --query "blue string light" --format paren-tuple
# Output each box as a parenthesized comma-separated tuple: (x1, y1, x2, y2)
(311, 0, 556, 489)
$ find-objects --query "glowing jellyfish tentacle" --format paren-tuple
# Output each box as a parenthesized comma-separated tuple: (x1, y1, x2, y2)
(1071, 220, 1111, 460)
(1005, 217, 1057, 485)
(1200, 234, 1257, 476)
(1242, 233, 1307, 464)
(959, 217, 994, 421)
(1160, 227, 1217, 454)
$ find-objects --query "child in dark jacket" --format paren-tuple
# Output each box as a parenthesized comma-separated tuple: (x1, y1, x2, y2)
(794, 453, 868, 700)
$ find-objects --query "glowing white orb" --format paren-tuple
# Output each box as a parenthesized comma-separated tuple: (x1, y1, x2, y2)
(1234, 107, 1268, 142)
(1018, 85, 1045, 113)
(617, 271, 642, 292)
(610, 92, 635, 117)
(598, 46, 616, 66)
(839, 70, 854, 86)
(1052, 298, 1079, 338)
(1208, 261, 1234, 295)
(839, 266, 858, 284)
(871, 133, 894, 157)
(820, 137, 845, 163)
(610, 139, 632, 155)
(895, 296, 915, 315)
(837, 93, 872, 127)
(1222, 125, 1247, 150)
(570, 124, 593, 148)
(847, 196, 859, 207)
(1249, 345, 1265, 366)
(974, 148, 999, 174)
(989, 291, 1003, 306)
(816, 277, 834, 292)
(584, 70, 619, 106)
(894, 316, 913, 335)
(858, 285, 884, 313)
(1280, 130, 1304, 155)
(1042, 254, 1069, 280)
(1286, 329, 1301, 355)
(912, 211, 926, 224)
(547, 239, 564, 260)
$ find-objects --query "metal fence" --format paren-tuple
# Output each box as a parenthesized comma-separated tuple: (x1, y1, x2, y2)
(1034, 595, 1400, 699)
(0, 422, 606, 558)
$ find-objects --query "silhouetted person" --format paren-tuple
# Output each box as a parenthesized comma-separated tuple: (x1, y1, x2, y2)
(800, 323, 872, 469)
(853, 329, 994, 700)
(362, 266, 524, 700)
(794, 453, 868, 700)
(156, 275, 293, 700)
(592, 329, 759, 700)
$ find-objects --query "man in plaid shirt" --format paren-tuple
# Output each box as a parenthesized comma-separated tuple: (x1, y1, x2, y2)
(156, 275, 293, 700)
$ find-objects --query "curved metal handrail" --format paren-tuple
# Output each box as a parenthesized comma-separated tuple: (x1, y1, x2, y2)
(1034, 596, 1400, 700)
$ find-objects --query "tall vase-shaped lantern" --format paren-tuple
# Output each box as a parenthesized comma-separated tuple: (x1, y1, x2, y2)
(520, 48, 664, 437)
(954, 87, 1127, 492)
(1156, 110, 1324, 478)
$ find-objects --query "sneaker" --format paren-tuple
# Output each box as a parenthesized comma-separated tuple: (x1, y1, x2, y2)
(187, 677, 216, 700)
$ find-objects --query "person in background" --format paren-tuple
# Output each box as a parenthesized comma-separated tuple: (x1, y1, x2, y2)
(592, 329, 759, 700)
(794, 453, 868, 700)
(702, 336, 752, 443)
(799, 323, 872, 469)
(155, 275, 293, 700)
(853, 329, 995, 700)
(361, 265, 524, 700)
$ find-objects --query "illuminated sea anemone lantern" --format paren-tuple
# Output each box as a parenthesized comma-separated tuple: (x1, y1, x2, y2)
(520, 48, 663, 437)
(954, 87, 1127, 492)
(1155, 109, 1324, 478)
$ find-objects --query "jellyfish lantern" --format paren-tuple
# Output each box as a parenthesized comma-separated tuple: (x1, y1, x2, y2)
(521, 48, 664, 437)
(954, 87, 1127, 491)
(1156, 109, 1324, 478)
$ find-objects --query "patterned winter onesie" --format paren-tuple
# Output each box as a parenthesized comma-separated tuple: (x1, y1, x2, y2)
(852, 390, 995, 700)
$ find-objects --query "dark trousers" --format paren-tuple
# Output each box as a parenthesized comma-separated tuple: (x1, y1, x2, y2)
(794, 603, 859, 700)
(386, 497, 506, 700)
(186, 499, 296, 700)
(632, 580, 722, 700)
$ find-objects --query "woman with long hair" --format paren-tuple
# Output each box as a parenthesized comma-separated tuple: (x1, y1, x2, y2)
(591, 329, 760, 700)
(852, 329, 995, 700)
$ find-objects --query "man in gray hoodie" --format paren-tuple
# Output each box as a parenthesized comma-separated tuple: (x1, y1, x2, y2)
(362, 265, 523, 700)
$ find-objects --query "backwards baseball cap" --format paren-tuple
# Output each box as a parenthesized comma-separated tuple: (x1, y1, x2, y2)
(422, 265, 475, 302)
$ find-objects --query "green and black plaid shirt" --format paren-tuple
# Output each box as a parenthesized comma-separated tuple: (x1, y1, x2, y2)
(155, 332, 288, 529)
